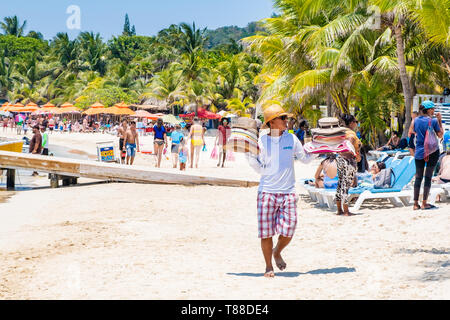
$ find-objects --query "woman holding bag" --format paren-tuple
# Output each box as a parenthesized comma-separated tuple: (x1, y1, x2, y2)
(413, 101, 444, 210)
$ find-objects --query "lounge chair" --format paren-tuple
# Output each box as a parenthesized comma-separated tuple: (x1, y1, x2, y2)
(317, 156, 403, 210)
(350, 156, 416, 210)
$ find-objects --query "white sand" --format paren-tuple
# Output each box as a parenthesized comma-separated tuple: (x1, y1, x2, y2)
(0, 130, 449, 299)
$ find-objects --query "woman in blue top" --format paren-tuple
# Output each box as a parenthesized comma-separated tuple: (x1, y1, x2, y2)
(153, 118, 168, 168)
(413, 101, 444, 210)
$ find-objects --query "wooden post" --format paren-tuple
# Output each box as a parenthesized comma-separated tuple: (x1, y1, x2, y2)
(50, 173, 59, 188)
(6, 169, 15, 190)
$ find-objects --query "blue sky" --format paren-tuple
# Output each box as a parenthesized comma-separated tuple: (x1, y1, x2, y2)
(0, 0, 275, 40)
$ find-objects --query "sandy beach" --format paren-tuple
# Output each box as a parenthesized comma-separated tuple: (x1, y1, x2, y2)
(0, 130, 449, 299)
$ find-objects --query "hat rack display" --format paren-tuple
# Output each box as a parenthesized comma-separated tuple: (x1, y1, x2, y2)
(303, 117, 356, 155)
(229, 117, 260, 154)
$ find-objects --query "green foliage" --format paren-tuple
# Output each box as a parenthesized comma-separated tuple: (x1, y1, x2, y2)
(205, 22, 264, 49)
(0, 35, 48, 60)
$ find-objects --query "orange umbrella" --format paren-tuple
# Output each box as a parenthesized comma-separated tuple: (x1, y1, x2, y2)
(91, 102, 105, 108)
(54, 107, 80, 114)
(14, 103, 24, 108)
(83, 102, 107, 115)
(2, 102, 10, 107)
(114, 102, 129, 108)
(24, 102, 39, 112)
(42, 102, 56, 108)
(104, 106, 135, 116)
(61, 102, 74, 108)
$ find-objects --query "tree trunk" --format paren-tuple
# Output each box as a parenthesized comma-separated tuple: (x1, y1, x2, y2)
(393, 24, 413, 139)
(326, 93, 332, 118)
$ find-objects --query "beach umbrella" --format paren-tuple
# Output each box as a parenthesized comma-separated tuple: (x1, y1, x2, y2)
(42, 102, 56, 108)
(114, 102, 129, 108)
(161, 114, 181, 125)
(103, 106, 135, 116)
(55, 102, 80, 114)
(91, 102, 105, 108)
(132, 110, 153, 118)
(23, 102, 39, 112)
(2, 102, 10, 108)
(179, 108, 221, 120)
(61, 102, 74, 108)
(83, 102, 107, 115)
(15, 114, 25, 122)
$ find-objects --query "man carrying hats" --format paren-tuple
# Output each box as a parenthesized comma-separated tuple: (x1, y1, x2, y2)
(247, 104, 315, 278)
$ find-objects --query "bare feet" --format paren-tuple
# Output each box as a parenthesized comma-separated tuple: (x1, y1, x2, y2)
(273, 248, 287, 271)
(343, 212, 356, 216)
(264, 267, 275, 278)
(413, 204, 421, 210)
(337, 211, 344, 216)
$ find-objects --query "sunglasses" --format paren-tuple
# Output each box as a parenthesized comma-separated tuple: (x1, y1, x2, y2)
(277, 115, 288, 121)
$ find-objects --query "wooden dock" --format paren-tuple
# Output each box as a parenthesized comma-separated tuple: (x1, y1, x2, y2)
(0, 150, 259, 189)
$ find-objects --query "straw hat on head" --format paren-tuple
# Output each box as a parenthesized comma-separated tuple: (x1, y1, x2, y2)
(261, 104, 293, 129)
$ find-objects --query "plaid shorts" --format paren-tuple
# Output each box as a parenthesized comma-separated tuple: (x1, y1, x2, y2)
(257, 192, 298, 239)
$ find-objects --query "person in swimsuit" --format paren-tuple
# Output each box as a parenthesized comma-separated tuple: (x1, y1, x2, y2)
(170, 124, 184, 168)
(310, 153, 338, 189)
(179, 137, 189, 171)
(188, 117, 205, 169)
(215, 118, 231, 168)
(123, 121, 140, 165)
(153, 118, 168, 168)
(118, 120, 128, 163)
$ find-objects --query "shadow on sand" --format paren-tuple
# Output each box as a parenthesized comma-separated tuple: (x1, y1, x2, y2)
(227, 267, 356, 278)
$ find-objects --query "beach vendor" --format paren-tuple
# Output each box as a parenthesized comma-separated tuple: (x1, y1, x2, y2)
(336, 114, 362, 216)
(124, 121, 140, 165)
(246, 104, 315, 278)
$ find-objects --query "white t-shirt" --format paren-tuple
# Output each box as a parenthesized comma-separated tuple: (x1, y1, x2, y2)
(248, 131, 314, 194)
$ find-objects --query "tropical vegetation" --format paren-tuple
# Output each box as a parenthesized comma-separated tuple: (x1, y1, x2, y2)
(0, 0, 449, 147)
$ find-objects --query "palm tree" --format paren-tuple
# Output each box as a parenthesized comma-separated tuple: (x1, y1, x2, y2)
(0, 55, 17, 99)
(370, 0, 416, 138)
(179, 22, 207, 54)
(78, 32, 107, 75)
(142, 67, 185, 114)
(1, 16, 27, 37)
(225, 96, 255, 117)
(51, 33, 83, 74)
(414, 0, 450, 45)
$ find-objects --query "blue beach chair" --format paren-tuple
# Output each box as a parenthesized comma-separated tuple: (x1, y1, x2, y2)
(350, 156, 416, 210)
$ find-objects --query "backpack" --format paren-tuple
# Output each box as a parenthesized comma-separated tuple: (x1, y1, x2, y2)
(373, 168, 396, 189)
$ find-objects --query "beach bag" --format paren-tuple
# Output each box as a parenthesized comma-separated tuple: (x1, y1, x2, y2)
(202, 144, 207, 152)
(373, 168, 396, 189)
(424, 119, 439, 162)
(210, 146, 218, 160)
(226, 150, 236, 162)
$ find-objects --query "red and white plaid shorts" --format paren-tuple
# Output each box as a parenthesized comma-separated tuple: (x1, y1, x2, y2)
(257, 192, 298, 239)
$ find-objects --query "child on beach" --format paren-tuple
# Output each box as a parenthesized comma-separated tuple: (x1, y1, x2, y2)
(179, 137, 189, 171)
